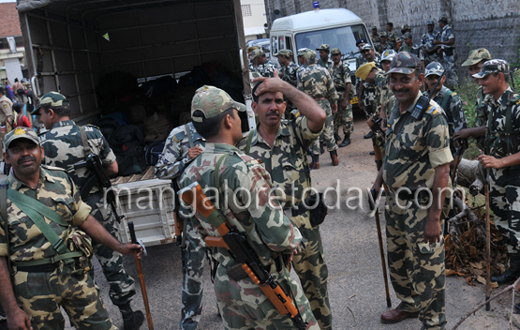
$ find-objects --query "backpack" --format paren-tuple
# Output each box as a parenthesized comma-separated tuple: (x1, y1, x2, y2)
(97, 117, 121, 142)
(109, 125, 146, 176)
(144, 140, 166, 166)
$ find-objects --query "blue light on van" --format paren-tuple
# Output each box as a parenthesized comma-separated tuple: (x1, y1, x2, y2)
(313, 1, 319, 10)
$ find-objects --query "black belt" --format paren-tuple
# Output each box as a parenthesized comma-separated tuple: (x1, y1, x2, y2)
(17, 263, 57, 273)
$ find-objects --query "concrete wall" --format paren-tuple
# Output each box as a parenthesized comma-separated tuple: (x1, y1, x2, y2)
(265, 0, 520, 78)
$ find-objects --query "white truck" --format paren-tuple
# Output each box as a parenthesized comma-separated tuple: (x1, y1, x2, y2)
(18, 0, 253, 246)
(269, 8, 372, 105)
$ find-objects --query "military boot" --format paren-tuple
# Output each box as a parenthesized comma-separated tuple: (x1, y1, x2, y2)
(491, 254, 520, 284)
(330, 150, 339, 166)
(339, 134, 351, 148)
(310, 155, 320, 170)
(120, 303, 145, 330)
(320, 143, 326, 155)
(334, 133, 341, 144)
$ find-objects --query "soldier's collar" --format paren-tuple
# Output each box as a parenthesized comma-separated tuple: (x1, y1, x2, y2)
(54, 120, 75, 129)
(496, 87, 514, 106)
(7, 166, 55, 190)
(40, 167, 57, 184)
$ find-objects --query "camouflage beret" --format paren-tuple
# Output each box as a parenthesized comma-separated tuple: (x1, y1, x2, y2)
(387, 51, 421, 75)
(381, 49, 397, 62)
(251, 49, 265, 60)
(331, 48, 341, 55)
(316, 44, 330, 52)
(297, 48, 309, 56)
(472, 59, 510, 79)
(403, 32, 413, 39)
(4, 127, 39, 151)
(355, 62, 377, 81)
(426, 20, 435, 25)
(380, 31, 388, 37)
(425, 61, 445, 77)
(304, 49, 317, 60)
(275, 49, 292, 57)
(361, 43, 374, 52)
(191, 85, 246, 122)
(33, 91, 69, 114)
(461, 48, 492, 67)
(356, 38, 368, 46)
(439, 16, 448, 23)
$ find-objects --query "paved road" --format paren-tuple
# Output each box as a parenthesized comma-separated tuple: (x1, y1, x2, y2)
(89, 119, 515, 330)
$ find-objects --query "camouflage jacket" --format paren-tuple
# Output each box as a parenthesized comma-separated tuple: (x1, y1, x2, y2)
(298, 64, 339, 104)
(356, 54, 382, 91)
(375, 42, 393, 54)
(383, 91, 453, 192)
(236, 117, 323, 209)
(178, 143, 302, 268)
(387, 30, 399, 48)
(331, 61, 352, 99)
(40, 120, 116, 195)
(371, 33, 381, 44)
(318, 58, 333, 72)
(427, 86, 467, 136)
(0, 166, 92, 262)
(362, 69, 387, 115)
(379, 75, 394, 118)
(154, 122, 205, 180)
(484, 88, 520, 160)
(440, 25, 455, 51)
(279, 61, 300, 87)
(251, 60, 277, 78)
(421, 31, 440, 52)
(399, 44, 424, 61)
(474, 87, 489, 128)
(296, 64, 307, 85)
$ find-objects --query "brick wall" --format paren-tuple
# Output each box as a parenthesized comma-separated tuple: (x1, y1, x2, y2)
(0, 3, 22, 38)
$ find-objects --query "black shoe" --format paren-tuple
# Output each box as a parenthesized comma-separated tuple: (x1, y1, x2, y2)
(370, 151, 375, 155)
(320, 144, 326, 155)
(339, 136, 351, 148)
(491, 255, 520, 284)
(334, 134, 341, 144)
(364, 131, 374, 139)
(123, 311, 145, 330)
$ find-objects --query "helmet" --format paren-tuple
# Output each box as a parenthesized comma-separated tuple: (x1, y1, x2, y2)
(381, 49, 397, 62)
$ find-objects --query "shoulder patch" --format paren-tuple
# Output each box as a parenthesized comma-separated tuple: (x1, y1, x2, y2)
(173, 131, 186, 143)
(426, 105, 439, 116)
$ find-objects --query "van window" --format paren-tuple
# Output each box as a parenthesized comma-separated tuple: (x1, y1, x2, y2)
(295, 24, 368, 58)
(285, 37, 292, 51)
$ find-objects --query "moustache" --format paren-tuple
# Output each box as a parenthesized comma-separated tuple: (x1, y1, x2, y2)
(393, 88, 410, 93)
(18, 156, 36, 165)
(266, 110, 280, 117)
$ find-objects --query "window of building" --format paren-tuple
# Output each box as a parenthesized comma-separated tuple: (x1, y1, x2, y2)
(241, 4, 252, 17)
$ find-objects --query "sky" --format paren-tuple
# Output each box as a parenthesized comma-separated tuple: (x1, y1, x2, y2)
(0, 0, 16, 2)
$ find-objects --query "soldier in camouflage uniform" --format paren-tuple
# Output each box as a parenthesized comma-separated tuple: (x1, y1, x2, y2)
(0, 87, 13, 163)
(372, 52, 452, 329)
(359, 44, 382, 120)
(473, 60, 520, 289)
(453, 48, 492, 148)
(375, 31, 393, 54)
(399, 32, 425, 70)
(276, 49, 299, 87)
(316, 44, 333, 72)
(330, 48, 353, 147)
(251, 49, 277, 78)
(298, 50, 340, 168)
(34, 92, 143, 330)
(0, 127, 142, 330)
(179, 85, 319, 330)
(423, 62, 467, 155)
(386, 22, 399, 50)
(371, 26, 381, 44)
(154, 122, 211, 330)
(434, 17, 459, 88)
(296, 48, 309, 85)
(237, 74, 331, 329)
(421, 20, 441, 66)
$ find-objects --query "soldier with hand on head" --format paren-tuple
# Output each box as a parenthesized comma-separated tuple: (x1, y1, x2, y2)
(298, 50, 340, 168)
(0, 127, 142, 330)
(474, 61, 520, 299)
(179, 85, 320, 330)
(372, 52, 452, 330)
(34, 92, 144, 330)
(330, 48, 354, 147)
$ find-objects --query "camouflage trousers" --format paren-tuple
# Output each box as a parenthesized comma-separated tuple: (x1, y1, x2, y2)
(334, 97, 354, 136)
(88, 197, 136, 308)
(443, 54, 459, 88)
(384, 193, 447, 330)
(14, 268, 116, 330)
(313, 99, 338, 154)
(180, 219, 212, 330)
(291, 214, 332, 330)
(489, 168, 520, 254)
(215, 261, 320, 330)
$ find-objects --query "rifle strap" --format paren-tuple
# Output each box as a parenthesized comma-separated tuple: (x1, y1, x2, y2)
(185, 124, 194, 149)
(440, 90, 453, 115)
(79, 126, 92, 156)
(0, 179, 13, 276)
(244, 129, 255, 155)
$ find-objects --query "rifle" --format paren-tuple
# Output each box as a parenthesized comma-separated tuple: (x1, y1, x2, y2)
(482, 166, 491, 311)
(171, 180, 184, 246)
(178, 182, 308, 330)
(75, 153, 123, 223)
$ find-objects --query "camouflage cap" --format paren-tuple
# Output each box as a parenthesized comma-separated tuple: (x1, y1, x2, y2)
(191, 85, 246, 122)
(472, 59, 510, 79)
(361, 43, 374, 52)
(403, 32, 412, 39)
(425, 61, 445, 77)
(402, 24, 411, 30)
(372, 25, 378, 30)
(304, 49, 317, 60)
(461, 48, 491, 67)
(426, 20, 435, 25)
(251, 49, 265, 60)
(316, 44, 330, 52)
(33, 91, 69, 114)
(387, 51, 421, 75)
(275, 49, 292, 57)
(4, 127, 40, 151)
(355, 62, 377, 81)
(439, 16, 448, 23)
(297, 48, 309, 56)
(331, 48, 341, 55)
(380, 31, 388, 37)
(381, 49, 397, 62)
